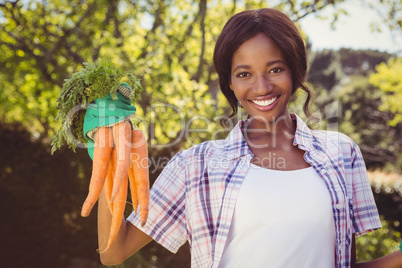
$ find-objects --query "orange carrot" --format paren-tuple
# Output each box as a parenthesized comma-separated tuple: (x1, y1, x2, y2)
(81, 127, 113, 217)
(104, 159, 114, 213)
(130, 129, 150, 226)
(104, 171, 128, 252)
(98, 145, 128, 253)
(111, 121, 131, 201)
(127, 163, 139, 214)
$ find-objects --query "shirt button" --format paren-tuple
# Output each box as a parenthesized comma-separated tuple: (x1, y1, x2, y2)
(320, 169, 327, 175)
(335, 203, 343, 209)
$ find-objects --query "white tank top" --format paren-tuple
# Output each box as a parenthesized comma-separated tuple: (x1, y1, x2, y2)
(218, 164, 336, 268)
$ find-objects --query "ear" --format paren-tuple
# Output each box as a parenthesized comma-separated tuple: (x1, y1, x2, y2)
(229, 83, 233, 91)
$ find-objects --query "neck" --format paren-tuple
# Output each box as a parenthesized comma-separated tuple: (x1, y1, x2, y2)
(244, 113, 296, 143)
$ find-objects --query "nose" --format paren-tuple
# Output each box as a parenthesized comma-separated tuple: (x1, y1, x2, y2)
(253, 74, 273, 94)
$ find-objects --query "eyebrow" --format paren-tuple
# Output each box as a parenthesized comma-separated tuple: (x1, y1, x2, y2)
(232, 60, 286, 74)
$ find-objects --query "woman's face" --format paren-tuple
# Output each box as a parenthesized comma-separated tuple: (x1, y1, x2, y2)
(230, 33, 293, 124)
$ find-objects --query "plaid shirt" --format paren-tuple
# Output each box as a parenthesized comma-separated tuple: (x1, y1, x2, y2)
(128, 113, 382, 268)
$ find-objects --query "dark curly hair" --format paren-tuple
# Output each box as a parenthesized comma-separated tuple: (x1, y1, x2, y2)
(213, 8, 312, 125)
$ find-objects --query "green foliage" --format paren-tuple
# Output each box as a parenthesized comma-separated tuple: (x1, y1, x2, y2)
(51, 60, 143, 153)
(368, 170, 402, 236)
(305, 48, 394, 127)
(369, 57, 402, 126)
(358, 172, 402, 263)
(305, 48, 400, 172)
(308, 49, 342, 92)
(356, 217, 400, 262)
(338, 48, 393, 76)
(0, 0, 118, 137)
(338, 75, 402, 172)
(366, 0, 402, 33)
(0, 0, 351, 149)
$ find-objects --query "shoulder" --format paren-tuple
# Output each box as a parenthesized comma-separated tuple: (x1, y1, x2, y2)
(178, 139, 227, 163)
(160, 139, 228, 185)
(310, 129, 361, 158)
(310, 129, 354, 145)
(293, 113, 356, 152)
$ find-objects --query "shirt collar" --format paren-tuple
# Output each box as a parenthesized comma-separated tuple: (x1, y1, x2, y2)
(223, 119, 253, 160)
(291, 113, 314, 152)
(223, 113, 315, 160)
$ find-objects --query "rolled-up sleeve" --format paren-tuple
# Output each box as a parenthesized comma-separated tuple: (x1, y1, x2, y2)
(127, 151, 188, 253)
(349, 142, 382, 237)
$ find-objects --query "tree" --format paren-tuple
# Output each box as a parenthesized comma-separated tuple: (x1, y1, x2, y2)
(308, 49, 342, 92)
(366, 0, 402, 33)
(369, 57, 402, 127)
(305, 48, 401, 171)
(0, 0, 355, 174)
(338, 75, 402, 172)
(0, 0, 121, 139)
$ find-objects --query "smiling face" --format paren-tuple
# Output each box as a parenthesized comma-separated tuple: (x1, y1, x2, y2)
(230, 33, 293, 125)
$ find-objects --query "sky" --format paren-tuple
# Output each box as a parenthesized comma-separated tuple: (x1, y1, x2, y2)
(299, 0, 402, 55)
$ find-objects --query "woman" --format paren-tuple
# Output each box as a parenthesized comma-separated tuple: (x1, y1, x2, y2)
(97, 8, 402, 268)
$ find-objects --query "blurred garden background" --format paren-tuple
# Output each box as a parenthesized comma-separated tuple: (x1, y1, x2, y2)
(0, 0, 401, 267)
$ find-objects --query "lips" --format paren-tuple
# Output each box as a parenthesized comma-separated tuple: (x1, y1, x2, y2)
(249, 94, 280, 111)
(251, 96, 277, 106)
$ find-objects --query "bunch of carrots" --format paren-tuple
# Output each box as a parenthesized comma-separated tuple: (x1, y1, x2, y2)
(80, 121, 149, 252)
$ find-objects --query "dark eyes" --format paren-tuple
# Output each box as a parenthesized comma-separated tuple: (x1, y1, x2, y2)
(235, 67, 283, 78)
(237, 72, 249, 78)
(270, 67, 283, 73)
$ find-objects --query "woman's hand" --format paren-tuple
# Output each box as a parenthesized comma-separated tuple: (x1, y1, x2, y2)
(97, 188, 153, 265)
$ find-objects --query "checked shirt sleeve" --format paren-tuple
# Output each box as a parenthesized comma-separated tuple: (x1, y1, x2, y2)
(349, 142, 382, 237)
(127, 151, 188, 253)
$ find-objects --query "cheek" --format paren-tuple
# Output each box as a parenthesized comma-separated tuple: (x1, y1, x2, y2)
(232, 90, 241, 101)
(289, 76, 295, 93)
(231, 87, 246, 104)
(284, 73, 293, 94)
(229, 79, 241, 94)
(229, 75, 237, 91)
(230, 82, 246, 100)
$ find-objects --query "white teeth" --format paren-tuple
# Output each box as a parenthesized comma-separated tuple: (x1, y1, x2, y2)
(252, 97, 277, 107)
